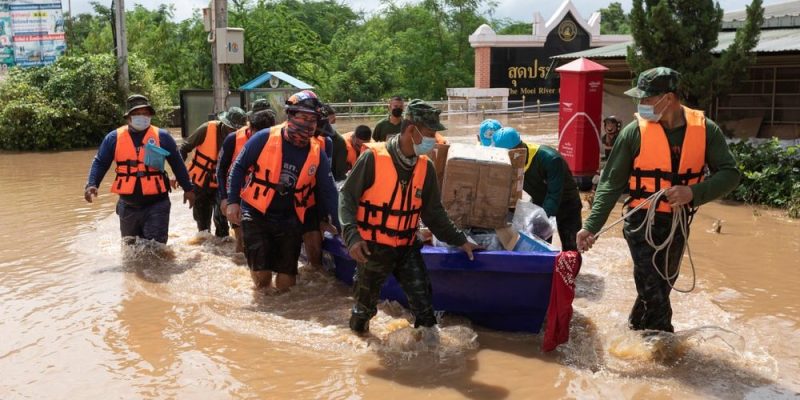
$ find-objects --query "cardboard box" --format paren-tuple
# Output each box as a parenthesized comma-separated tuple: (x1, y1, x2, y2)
(441, 144, 516, 229)
(495, 227, 556, 252)
(430, 143, 450, 189)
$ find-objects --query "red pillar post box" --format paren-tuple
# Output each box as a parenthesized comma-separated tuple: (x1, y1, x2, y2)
(556, 57, 608, 191)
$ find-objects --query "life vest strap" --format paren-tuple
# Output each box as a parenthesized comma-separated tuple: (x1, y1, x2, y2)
(355, 220, 417, 241)
(358, 200, 422, 217)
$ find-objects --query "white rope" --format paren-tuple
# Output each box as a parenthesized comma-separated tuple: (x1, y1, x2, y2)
(595, 189, 697, 293)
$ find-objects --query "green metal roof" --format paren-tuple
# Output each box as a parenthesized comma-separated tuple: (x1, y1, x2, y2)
(551, 28, 800, 59)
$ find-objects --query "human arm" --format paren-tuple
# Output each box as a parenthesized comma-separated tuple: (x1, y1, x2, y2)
(339, 150, 375, 249)
(315, 151, 341, 232)
(538, 151, 566, 217)
(160, 131, 193, 192)
(216, 133, 236, 201)
(689, 120, 740, 206)
(179, 123, 208, 160)
(84, 130, 117, 202)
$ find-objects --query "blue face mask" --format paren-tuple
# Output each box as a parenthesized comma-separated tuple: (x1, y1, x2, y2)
(412, 126, 436, 156)
(637, 95, 668, 122)
(130, 115, 151, 131)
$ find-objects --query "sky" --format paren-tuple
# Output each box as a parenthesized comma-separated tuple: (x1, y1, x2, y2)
(64, 0, 784, 23)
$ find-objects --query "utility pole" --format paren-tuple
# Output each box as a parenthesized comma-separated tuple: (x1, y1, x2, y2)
(211, 0, 229, 114)
(113, 0, 129, 94)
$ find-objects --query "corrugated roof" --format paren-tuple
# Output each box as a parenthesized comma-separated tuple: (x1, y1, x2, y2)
(551, 28, 800, 59)
(724, 0, 800, 22)
(239, 71, 313, 90)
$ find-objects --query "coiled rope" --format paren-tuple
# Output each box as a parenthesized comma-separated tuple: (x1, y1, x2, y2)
(595, 190, 697, 293)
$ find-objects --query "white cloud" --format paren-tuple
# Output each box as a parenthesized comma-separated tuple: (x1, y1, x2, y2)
(64, 0, 784, 23)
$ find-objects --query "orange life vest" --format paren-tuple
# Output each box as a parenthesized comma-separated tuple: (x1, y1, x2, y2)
(343, 131, 370, 170)
(343, 132, 358, 168)
(356, 143, 429, 247)
(628, 106, 706, 213)
(239, 124, 320, 221)
(232, 126, 251, 166)
(111, 125, 168, 196)
(188, 121, 221, 189)
(313, 135, 326, 152)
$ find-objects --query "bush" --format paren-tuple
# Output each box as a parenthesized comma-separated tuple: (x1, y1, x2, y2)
(0, 53, 171, 151)
(726, 139, 800, 217)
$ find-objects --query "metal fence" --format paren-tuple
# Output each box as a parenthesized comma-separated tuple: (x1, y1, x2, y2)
(328, 99, 560, 120)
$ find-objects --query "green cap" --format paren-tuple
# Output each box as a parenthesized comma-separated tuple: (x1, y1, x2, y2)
(624, 67, 681, 99)
(219, 106, 247, 129)
(124, 94, 155, 117)
(248, 99, 271, 116)
(403, 99, 446, 131)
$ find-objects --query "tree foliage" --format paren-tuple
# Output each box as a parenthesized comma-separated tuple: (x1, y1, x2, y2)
(726, 139, 800, 217)
(60, 0, 492, 104)
(626, 0, 764, 109)
(0, 54, 170, 151)
(599, 2, 630, 34)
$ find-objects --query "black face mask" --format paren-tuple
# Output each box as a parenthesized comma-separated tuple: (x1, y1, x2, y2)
(391, 108, 403, 118)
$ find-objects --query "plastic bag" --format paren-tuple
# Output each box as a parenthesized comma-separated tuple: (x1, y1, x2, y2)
(144, 143, 170, 171)
(511, 200, 555, 240)
(432, 229, 503, 251)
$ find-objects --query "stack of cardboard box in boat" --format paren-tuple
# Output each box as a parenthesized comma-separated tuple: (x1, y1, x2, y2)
(429, 143, 554, 252)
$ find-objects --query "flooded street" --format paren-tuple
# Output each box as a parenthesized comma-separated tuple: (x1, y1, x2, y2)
(1, 115, 798, 399)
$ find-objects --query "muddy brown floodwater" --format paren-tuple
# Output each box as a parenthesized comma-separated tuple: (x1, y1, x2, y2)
(1, 114, 797, 399)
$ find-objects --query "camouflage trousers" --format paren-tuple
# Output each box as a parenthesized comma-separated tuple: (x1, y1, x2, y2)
(623, 209, 688, 333)
(351, 241, 437, 328)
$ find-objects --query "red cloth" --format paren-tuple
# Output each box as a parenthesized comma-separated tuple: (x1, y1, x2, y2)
(542, 251, 582, 352)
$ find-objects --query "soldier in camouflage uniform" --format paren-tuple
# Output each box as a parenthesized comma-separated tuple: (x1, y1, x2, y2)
(339, 99, 479, 335)
(577, 67, 740, 332)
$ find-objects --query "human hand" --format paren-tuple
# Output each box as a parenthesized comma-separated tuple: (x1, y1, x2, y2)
(576, 229, 596, 253)
(84, 186, 98, 203)
(220, 199, 228, 212)
(170, 179, 178, 189)
(460, 241, 482, 261)
(320, 220, 338, 235)
(183, 191, 196, 209)
(665, 185, 693, 207)
(348, 241, 371, 263)
(226, 203, 241, 225)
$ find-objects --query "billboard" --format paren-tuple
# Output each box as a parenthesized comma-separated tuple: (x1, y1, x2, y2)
(0, 0, 13, 68)
(2, 0, 65, 67)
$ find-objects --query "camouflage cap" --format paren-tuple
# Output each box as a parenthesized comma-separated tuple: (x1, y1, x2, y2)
(218, 106, 247, 129)
(624, 67, 681, 99)
(248, 99, 271, 116)
(403, 99, 446, 131)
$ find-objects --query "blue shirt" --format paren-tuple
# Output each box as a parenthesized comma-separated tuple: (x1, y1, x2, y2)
(216, 131, 241, 200)
(228, 129, 340, 229)
(86, 126, 194, 205)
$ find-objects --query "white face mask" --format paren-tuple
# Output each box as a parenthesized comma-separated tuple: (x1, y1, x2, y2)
(637, 94, 668, 122)
(412, 126, 436, 156)
(130, 115, 152, 131)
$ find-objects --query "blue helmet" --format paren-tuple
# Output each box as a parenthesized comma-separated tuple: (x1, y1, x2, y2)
(478, 119, 502, 146)
(492, 127, 521, 149)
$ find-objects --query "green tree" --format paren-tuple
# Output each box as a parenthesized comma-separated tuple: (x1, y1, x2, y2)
(228, 2, 327, 89)
(599, 2, 630, 34)
(626, 0, 764, 108)
(495, 20, 530, 35)
(0, 54, 170, 151)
